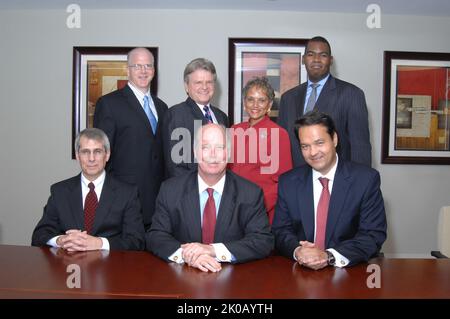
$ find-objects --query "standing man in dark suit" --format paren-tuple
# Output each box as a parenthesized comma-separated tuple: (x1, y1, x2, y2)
(278, 36, 372, 167)
(32, 128, 145, 251)
(94, 47, 168, 230)
(273, 112, 386, 269)
(147, 124, 273, 272)
(161, 58, 229, 178)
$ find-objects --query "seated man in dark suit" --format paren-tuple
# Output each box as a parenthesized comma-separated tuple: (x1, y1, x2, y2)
(147, 124, 273, 272)
(272, 111, 386, 269)
(32, 128, 145, 251)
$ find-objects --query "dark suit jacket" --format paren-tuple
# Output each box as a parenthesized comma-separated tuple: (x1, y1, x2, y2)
(161, 97, 229, 178)
(147, 170, 274, 263)
(31, 173, 145, 251)
(93, 85, 168, 229)
(272, 160, 387, 266)
(278, 75, 372, 167)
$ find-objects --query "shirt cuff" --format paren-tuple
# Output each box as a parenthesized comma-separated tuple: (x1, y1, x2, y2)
(327, 248, 350, 268)
(211, 243, 234, 263)
(169, 247, 184, 264)
(47, 236, 60, 248)
(100, 237, 110, 251)
(293, 246, 302, 261)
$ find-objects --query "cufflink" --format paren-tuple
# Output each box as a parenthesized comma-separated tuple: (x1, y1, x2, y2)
(174, 256, 178, 261)
(221, 255, 226, 261)
(340, 260, 345, 266)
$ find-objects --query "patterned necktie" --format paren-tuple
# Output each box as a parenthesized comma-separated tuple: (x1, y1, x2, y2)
(84, 182, 98, 234)
(315, 177, 330, 250)
(304, 83, 319, 113)
(203, 105, 213, 123)
(143, 95, 157, 134)
(202, 188, 216, 244)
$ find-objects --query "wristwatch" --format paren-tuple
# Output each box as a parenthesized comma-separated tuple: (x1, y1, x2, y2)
(326, 251, 335, 266)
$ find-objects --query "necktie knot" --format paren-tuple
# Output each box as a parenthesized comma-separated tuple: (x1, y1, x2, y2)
(319, 177, 329, 189)
(88, 182, 95, 191)
(310, 83, 319, 89)
(206, 187, 214, 197)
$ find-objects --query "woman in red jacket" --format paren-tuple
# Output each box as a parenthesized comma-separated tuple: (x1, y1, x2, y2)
(229, 77, 293, 224)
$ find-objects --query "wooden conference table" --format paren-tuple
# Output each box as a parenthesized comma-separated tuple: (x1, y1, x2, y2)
(0, 245, 448, 299)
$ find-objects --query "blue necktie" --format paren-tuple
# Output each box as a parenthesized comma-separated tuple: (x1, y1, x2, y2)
(203, 105, 213, 123)
(143, 95, 157, 134)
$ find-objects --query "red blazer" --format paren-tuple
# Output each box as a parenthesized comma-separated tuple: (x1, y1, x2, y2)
(229, 116, 293, 224)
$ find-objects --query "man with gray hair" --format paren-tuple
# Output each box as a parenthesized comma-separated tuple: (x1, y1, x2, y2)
(148, 124, 273, 272)
(32, 128, 145, 251)
(161, 58, 229, 178)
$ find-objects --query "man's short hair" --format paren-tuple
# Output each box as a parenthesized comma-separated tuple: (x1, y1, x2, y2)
(127, 47, 154, 64)
(306, 36, 332, 56)
(294, 111, 337, 141)
(75, 128, 110, 153)
(184, 58, 217, 83)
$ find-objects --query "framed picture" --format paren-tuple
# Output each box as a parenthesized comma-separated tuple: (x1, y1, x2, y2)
(72, 46, 158, 158)
(382, 51, 450, 164)
(228, 38, 308, 125)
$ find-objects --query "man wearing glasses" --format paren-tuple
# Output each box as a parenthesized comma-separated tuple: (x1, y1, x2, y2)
(94, 47, 168, 231)
(32, 128, 145, 251)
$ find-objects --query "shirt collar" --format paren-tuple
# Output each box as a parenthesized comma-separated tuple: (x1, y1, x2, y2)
(307, 73, 330, 88)
(197, 173, 226, 196)
(81, 170, 106, 189)
(128, 82, 150, 101)
(312, 154, 338, 182)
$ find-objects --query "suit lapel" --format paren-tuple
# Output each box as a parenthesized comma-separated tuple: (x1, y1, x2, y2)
(296, 83, 307, 118)
(326, 161, 351, 247)
(151, 94, 165, 135)
(182, 174, 202, 242)
(214, 172, 236, 242)
(186, 97, 209, 124)
(122, 86, 154, 134)
(68, 174, 84, 230)
(91, 174, 115, 235)
(316, 75, 336, 114)
(297, 169, 315, 242)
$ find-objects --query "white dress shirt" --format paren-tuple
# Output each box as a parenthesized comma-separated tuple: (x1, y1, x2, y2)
(195, 102, 219, 124)
(311, 156, 349, 267)
(128, 82, 158, 121)
(169, 173, 235, 264)
(46, 171, 110, 250)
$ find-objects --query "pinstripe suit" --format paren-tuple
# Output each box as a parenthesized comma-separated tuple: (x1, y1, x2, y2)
(278, 75, 372, 167)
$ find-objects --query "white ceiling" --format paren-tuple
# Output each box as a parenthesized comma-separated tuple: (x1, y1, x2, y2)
(0, 0, 449, 17)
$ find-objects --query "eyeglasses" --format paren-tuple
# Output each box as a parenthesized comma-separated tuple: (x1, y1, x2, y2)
(128, 64, 154, 71)
(78, 149, 106, 158)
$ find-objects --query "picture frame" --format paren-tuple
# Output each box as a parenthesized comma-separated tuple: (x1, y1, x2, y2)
(228, 38, 308, 125)
(382, 51, 450, 164)
(72, 46, 158, 158)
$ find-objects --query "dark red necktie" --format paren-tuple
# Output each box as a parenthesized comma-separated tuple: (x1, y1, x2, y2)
(315, 177, 330, 250)
(202, 188, 216, 244)
(84, 182, 98, 234)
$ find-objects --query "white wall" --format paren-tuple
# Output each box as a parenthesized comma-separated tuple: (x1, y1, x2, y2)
(1, 8, 449, 256)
